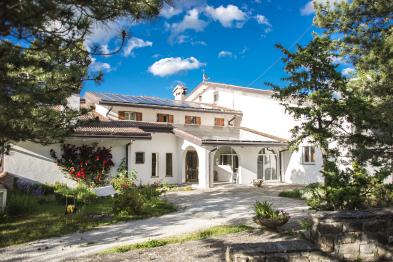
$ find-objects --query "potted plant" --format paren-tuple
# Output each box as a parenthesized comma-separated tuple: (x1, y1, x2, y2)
(253, 201, 290, 229)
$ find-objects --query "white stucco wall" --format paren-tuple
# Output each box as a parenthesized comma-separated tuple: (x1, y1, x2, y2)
(129, 133, 182, 185)
(4, 138, 131, 187)
(98, 104, 237, 127)
(187, 83, 325, 185)
(281, 145, 324, 185)
(188, 84, 297, 140)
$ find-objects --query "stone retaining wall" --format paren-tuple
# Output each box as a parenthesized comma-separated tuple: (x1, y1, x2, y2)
(310, 208, 393, 261)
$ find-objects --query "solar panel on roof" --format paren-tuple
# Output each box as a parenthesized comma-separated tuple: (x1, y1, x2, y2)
(93, 92, 233, 112)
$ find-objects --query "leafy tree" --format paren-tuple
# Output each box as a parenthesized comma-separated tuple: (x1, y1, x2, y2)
(0, 0, 168, 156)
(270, 0, 393, 210)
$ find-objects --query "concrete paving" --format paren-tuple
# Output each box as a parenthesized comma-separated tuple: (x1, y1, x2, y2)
(0, 184, 308, 262)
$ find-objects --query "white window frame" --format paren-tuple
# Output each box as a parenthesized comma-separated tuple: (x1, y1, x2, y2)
(124, 111, 137, 121)
(135, 152, 145, 164)
(302, 146, 316, 164)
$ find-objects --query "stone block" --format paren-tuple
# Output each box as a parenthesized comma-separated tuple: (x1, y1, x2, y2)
(264, 254, 289, 262)
(318, 235, 335, 253)
(363, 220, 386, 232)
(342, 221, 363, 232)
(317, 223, 343, 235)
(336, 232, 361, 244)
(359, 243, 377, 254)
(287, 254, 309, 262)
(338, 243, 360, 260)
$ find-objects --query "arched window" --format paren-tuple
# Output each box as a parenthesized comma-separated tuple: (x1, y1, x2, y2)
(257, 148, 278, 181)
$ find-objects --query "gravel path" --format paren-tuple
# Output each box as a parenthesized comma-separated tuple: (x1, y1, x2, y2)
(0, 184, 308, 262)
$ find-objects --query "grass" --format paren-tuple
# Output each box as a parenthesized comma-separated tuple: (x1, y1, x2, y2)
(0, 192, 176, 248)
(278, 189, 303, 199)
(102, 224, 253, 254)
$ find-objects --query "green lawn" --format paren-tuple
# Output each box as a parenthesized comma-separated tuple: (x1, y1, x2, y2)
(102, 224, 253, 254)
(0, 193, 176, 248)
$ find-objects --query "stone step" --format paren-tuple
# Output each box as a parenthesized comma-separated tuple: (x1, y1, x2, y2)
(226, 239, 336, 262)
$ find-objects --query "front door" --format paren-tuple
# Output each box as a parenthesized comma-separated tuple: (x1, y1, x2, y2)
(257, 152, 278, 181)
(186, 151, 198, 182)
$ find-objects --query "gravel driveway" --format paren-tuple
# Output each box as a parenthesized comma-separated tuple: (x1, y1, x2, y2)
(0, 184, 308, 262)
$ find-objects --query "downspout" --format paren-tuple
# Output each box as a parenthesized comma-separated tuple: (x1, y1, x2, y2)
(228, 115, 236, 127)
(208, 147, 218, 188)
(125, 141, 132, 171)
(278, 148, 289, 183)
(106, 106, 114, 118)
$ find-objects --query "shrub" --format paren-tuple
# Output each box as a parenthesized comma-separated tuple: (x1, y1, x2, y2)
(113, 188, 144, 216)
(53, 183, 96, 204)
(50, 143, 114, 186)
(111, 158, 137, 192)
(278, 189, 303, 199)
(138, 185, 161, 200)
(306, 162, 393, 211)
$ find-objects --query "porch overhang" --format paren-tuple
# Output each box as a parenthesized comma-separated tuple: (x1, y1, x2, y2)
(173, 125, 288, 147)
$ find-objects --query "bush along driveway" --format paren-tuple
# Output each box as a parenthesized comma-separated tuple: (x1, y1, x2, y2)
(0, 184, 309, 262)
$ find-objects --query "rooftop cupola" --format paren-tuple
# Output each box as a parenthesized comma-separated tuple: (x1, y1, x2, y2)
(173, 84, 187, 101)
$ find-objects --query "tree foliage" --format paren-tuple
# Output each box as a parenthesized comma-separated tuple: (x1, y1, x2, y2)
(0, 0, 168, 154)
(270, 0, 393, 210)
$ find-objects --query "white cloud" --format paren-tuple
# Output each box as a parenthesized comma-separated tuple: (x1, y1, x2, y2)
(85, 17, 131, 50)
(255, 14, 272, 33)
(204, 5, 247, 28)
(300, 0, 346, 16)
(148, 57, 204, 77)
(90, 58, 111, 72)
(342, 67, 355, 77)
(169, 9, 208, 41)
(218, 50, 234, 58)
(160, 4, 182, 19)
(123, 37, 152, 56)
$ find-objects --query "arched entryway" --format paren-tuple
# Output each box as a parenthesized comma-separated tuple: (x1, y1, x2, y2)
(185, 150, 199, 182)
(214, 146, 239, 183)
(257, 148, 278, 181)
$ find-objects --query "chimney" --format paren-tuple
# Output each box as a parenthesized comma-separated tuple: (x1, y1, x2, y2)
(173, 84, 187, 101)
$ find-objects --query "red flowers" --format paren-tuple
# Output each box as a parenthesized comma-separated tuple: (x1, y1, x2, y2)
(52, 144, 114, 185)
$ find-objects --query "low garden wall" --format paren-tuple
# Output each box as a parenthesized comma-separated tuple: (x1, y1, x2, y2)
(310, 208, 393, 261)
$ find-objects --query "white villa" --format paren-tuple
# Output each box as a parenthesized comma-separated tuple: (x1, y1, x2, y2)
(1, 81, 324, 188)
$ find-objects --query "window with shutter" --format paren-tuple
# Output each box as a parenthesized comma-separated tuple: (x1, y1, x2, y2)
(215, 118, 224, 126)
(157, 114, 174, 123)
(136, 112, 142, 121)
(118, 111, 125, 120)
(185, 116, 201, 125)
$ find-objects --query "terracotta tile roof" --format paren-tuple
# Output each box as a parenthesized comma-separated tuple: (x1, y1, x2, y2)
(73, 120, 173, 138)
(74, 121, 151, 139)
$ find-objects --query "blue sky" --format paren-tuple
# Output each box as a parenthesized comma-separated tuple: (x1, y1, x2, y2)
(82, 0, 324, 98)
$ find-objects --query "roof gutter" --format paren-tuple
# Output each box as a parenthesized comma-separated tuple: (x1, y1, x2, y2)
(201, 140, 288, 147)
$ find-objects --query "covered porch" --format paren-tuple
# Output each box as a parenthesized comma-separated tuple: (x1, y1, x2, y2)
(174, 125, 288, 189)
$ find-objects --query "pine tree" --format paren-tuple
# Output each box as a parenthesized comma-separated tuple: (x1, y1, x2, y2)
(0, 0, 168, 156)
(271, 0, 393, 209)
